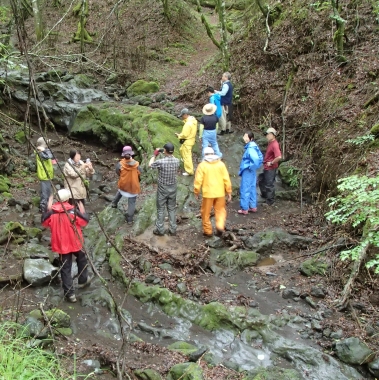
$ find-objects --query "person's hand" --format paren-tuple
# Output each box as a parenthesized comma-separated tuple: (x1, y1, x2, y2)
(175, 133, 179, 137)
(227, 194, 232, 203)
(194, 194, 199, 200)
(47, 194, 54, 211)
(77, 201, 85, 214)
(267, 161, 273, 167)
(154, 148, 160, 157)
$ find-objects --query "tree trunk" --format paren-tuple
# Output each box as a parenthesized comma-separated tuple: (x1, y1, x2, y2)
(216, 0, 230, 71)
(31, 0, 44, 41)
(196, 0, 221, 49)
(161, 0, 170, 21)
(331, 0, 347, 62)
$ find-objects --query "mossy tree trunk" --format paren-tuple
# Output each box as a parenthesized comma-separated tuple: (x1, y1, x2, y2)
(161, 0, 171, 21)
(31, 0, 44, 41)
(196, 0, 221, 49)
(215, 0, 230, 70)
(331, 0, 347, 62)
(73, 0, 92, 51)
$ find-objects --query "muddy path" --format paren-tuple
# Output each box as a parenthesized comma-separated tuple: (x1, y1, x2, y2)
(0, 128, 376, 379)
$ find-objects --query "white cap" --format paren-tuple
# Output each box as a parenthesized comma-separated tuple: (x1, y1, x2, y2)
(57, 189, 70, 202)
(204, 147, 214, 155)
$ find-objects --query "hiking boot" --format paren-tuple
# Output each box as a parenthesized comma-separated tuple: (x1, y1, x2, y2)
(248, 208, 257, 213)
(203, 232, 213, 238)
(218, 130, 225, 136)
(238, 209, 248, 215)
(215, 229, 224, 237)
(78, 275, 93, 289)
(66, 294, 77, 303)
(111, 203, 118, 208)
(225, 129, 234, 134)
(153, 229, 165, 236)
(166, 230, 177, 236)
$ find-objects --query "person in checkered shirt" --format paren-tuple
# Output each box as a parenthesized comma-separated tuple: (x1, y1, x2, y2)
(149, 142, 180, 236)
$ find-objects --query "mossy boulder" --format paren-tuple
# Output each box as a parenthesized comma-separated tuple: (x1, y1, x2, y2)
(129, 95, 153, 106)
(134, 369, 162, 380)
(69, 103, 182, 162)
(106, 73, 118, 85)
(30, 308, 71, 328)
(127, 80, 159, 97)
(72, 74, 95, 88)
(167, 362, 203, 380)
(168, 341, 199, 355)
(299, 258, 329, 277)
(370, 123, 379, 136)
(209, 249, 260, 275)
(0, 175, 11, 193)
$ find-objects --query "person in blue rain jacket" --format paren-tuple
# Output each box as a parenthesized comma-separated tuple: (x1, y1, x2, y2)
(238, 132, 263, 215)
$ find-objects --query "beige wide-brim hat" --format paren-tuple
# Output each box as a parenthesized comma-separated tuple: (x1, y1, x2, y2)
(202, 103, 217, 116)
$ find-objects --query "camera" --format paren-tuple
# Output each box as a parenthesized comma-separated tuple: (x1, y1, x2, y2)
(158, 148, 164, 153)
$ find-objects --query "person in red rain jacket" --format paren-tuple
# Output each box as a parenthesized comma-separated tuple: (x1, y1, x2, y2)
(42, 189, 91, 303)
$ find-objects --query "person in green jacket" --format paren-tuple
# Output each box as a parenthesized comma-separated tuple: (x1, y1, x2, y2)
(35, 137, 54, 212)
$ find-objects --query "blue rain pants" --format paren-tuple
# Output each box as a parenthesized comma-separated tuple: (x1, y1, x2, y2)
(240, 169, 257, 210)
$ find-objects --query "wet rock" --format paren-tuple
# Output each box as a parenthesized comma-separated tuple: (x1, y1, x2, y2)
(249, 300, 259, 308)
(209, 249, 259, 275)
(23, 258, 58, 286)
(365, 324, 377, 337)
(29, 308, 71, 328)
(206, 236, 224, 248)
(241, 329, 261, 344)
(129, 95, 153, 106)
(323, 328, 332, 337)
(134, 368, 163, 380)
(13, 242, 55, 262)
(352, 302, 366, 312)
(188, 347, 207, 362)
(334, 337, 374, 364)
(159, 263, 173, 271)
(299, 258, 329, 277)
(176, 282, 187, 293)
(168, 341, 198, 355)
(106, 73, 118, 84)
(82, 359, 102, 374)
(139, 258, 152, 273)
(245, 366, 302, 380)
(310, 286, 326, 298)
(81, 287, 115, 313)
(167, 362, 203, 380)
(129, 333, 144, 343)
(244, 227, 312, 254)
(23, 316, 48, 339)
(56, 327, 73, 336)
(98, 185, 112, 193)
(368, 357, 379, 377)
(304, 296, 318, 309)
(282, 288, 300, 299)
(311, 320, 323, 331)
(330, 330, 343, 339)
(7, 197, 17, 206)
(145, 274, 160, 284)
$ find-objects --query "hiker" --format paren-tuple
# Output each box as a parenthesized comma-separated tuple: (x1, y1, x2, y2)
(35, 137, 54, 213)
(238, 132, 263, 215)
(258, 127, 282, 206)
(63, 149, 95, 206)
(176, 108, 197, 176)
(206, 86, 222, 118)
(112, 146, 141, 224)
(217, 72, 234, 135)
(149, 142, 180, 236)
(199, 103, 222, 158)
(194, 147, 232, 237)
(42, 189, 91, 303)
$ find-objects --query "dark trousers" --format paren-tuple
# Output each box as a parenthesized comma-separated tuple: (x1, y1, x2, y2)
(155, 184, 177, 234)
(59, 251, 88, 297)
(125, 196, 137, 222)
(112, 190, 122, 206)
(259, 169, 277, 205)
(40, 180, 52, 212)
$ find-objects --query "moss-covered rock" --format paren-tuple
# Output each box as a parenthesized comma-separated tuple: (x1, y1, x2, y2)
(168, 341, 199, 355)
(0, 175, 10, 193)
(30, 308, 71, 328)
(56, 327, 73, 336)
(370, 123, 379, 136)
(299, 258, 329, 277)
(127, 80, 159, 97)
(134, 369, 162, 380)
(72, 74, 95, 88)
(70, 103, 182, 166)
(278, 162, 300, 188)
(129, 95, 153, 106)
(167, 362, 203, 380)
(209, 249, 260, 275)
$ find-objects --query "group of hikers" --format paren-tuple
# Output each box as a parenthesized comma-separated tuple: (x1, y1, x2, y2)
(34, 71, 282, 302)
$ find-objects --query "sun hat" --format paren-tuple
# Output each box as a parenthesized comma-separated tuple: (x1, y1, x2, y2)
(163, 142, 175, 153)
(202, 103, 217, 116)
(265, 127, 277, 136)
(121, 146, 135, 156)
(36, 137, 51, 147)
(57, 189, 70, 202)
(178, 108, 190, 117)
(204, 147, 215, 155)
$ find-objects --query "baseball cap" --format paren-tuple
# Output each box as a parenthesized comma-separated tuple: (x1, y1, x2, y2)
(122, 145, 135, 156)
(204, 147, 214, 155)
(163, 142, 175, 153)
(265, 127, 277, 136)
(178, 108, 189, 117)
(57, 189, 70, 202)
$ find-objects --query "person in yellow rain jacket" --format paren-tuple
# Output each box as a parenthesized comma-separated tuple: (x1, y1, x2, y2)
(194, 147, 232, 237)
(176, 108, 197, 176)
